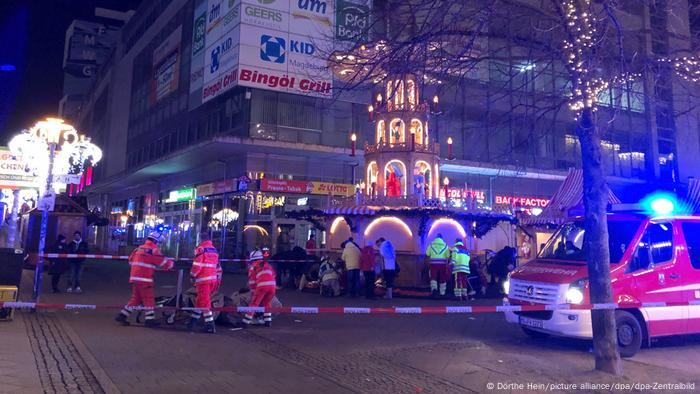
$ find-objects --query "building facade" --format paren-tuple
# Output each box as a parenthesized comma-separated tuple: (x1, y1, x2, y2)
(75, 0, 700, 258)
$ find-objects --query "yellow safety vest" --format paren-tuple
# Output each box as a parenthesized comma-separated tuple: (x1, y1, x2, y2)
(426, 238, 449, 263)
(450, 242, 471, 273)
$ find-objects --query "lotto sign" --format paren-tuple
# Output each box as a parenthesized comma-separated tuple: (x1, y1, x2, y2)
(308, 181, 355, 196)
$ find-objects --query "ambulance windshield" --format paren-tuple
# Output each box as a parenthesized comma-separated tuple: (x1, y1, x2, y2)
(539, 219, 641, 263)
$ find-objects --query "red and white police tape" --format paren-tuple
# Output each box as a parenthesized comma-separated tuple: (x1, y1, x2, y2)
(38, 253, 319, 263)
(2, 301, 700, 314)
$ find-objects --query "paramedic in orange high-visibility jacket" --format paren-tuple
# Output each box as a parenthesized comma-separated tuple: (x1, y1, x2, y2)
(243, 249, 276, 327)
(115, 231, 174, 327)
(187, 232, 222, 334)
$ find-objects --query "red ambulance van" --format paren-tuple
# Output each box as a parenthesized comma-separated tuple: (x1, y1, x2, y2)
(504, 212, 700, 357)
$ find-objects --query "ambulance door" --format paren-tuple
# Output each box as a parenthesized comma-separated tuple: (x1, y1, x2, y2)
(678, 221, 700, 334)
(630, 221, 686, 337)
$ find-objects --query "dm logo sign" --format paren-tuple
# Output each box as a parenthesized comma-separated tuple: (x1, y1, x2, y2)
(260, 35, 286, 64)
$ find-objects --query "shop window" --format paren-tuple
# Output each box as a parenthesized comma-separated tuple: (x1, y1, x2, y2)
(682, 223, 700, 269)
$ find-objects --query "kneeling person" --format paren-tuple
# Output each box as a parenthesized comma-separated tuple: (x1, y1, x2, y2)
(244, 250, 276, 327)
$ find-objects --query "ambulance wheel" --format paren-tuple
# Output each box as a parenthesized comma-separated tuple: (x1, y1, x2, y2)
(615, 310, 642, 358)
(522, 327, 549, 339)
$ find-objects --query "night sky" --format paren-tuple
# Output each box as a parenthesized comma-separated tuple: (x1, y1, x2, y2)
(0, 0, 141, 141)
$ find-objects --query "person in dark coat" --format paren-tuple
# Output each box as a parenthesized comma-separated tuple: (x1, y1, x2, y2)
(489, 246, 516, 295)
(48, 235, 68, 293)
(67, 231, 89, 293)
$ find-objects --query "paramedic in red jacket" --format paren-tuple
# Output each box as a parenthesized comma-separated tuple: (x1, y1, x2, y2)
(243, 249, 276, 327)
(187, 232, 221, 333)
(115, 231, 174, 327)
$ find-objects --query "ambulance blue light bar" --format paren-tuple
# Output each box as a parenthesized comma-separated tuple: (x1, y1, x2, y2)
(610, 193, 679, 216)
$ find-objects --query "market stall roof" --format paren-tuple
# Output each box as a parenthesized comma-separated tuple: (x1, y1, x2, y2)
(686, 178, 700, 213)
(324, 206, 378, 215)
(521, 169, 621, 226)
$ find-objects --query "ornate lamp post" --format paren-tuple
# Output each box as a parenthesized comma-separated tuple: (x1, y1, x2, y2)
(9, 118, 102, 301)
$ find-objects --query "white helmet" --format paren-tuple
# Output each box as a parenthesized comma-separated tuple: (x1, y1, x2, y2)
(249, 250, 264, 261)
(147, 231, 165, 243)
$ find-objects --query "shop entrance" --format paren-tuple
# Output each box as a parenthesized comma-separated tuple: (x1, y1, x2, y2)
(272, 219, 313, 254)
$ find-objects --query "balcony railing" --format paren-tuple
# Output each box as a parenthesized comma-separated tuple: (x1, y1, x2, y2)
(364, 141, 440, 155)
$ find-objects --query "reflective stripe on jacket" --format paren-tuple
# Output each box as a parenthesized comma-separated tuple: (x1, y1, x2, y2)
(450, 242, 471, 273)
(248, 261, 276, 291)
(128, 240, 173, 284)
(191, 241, 220, 285)
(426, 237, 449, 263)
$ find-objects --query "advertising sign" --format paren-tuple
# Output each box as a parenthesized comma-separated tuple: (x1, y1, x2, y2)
(444, 187, 486, 203)
(198, 0, 338, 102)
(63, 21, 120, 80)
(165, 188, 196, 203)
(151, 26, 182, 104)
(0, 148, 36, 189)
(240, 1, 288, 31)
(495, 195, 550, 208)
(189, 0, 209, 109)
(260, 179, 310, 194)
(260, 179, 354, 196)
(308, 181, 354, 196)
(335, 0, 370, 43)
(196, 179, 238, 197)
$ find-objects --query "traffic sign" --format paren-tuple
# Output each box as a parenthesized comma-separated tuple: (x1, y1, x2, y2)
(37, 191, 56, 211)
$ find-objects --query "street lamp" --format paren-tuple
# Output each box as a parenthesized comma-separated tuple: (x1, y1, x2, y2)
(368, 104, 374, 122)
(9, 118, 102, 301)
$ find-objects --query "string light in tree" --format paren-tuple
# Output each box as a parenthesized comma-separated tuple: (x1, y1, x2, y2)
(660, 56, 700, 83)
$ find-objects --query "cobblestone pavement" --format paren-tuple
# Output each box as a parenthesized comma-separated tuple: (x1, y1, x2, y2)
(24, 312, 105, 394)
(0, 312, 43, 394)
(241, 331, 476, 394)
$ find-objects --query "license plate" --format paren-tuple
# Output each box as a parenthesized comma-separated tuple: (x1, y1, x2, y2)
(519, 316, 544, 329)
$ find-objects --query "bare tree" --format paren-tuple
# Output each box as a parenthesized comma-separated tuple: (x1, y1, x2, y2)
(330, 0, 700, 375)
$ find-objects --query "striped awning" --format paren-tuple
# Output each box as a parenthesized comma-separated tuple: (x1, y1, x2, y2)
(323, 206, 377, 215)
(522, 169, 621, 226)
(686, 178, 700, 213)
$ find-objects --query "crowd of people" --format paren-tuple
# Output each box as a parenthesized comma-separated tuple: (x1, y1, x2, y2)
(103, 228, 516, 332)
(330, 236, 397, 299)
